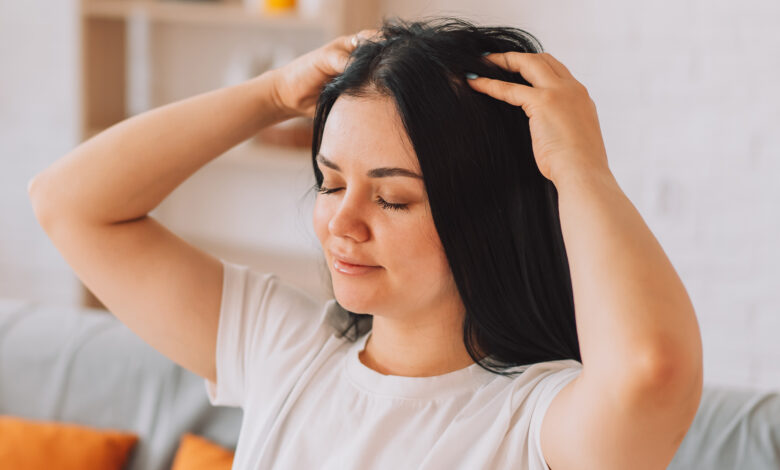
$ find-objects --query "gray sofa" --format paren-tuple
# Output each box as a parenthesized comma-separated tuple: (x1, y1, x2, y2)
(0, 297, 778, 470)
(0, 298, 242, 470)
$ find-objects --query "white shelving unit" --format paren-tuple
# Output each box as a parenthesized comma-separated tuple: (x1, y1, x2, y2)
(77, 0, 381, 308)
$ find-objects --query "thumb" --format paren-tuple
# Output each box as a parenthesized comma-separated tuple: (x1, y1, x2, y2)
(328, 50, 351, 75)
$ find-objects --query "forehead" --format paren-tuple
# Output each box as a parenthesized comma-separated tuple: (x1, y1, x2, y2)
(319, 94, 419, 171)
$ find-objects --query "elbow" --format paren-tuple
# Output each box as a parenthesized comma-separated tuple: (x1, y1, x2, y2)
(631, 343, 704, 414)
(27, 176, 37, 196)
(27, 172, 46, 199)
(28, 174, 44, 216)
(28, 173, 56, 230)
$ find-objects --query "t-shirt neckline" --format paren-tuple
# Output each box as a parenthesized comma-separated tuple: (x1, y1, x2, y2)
(344, 330, 499, 400)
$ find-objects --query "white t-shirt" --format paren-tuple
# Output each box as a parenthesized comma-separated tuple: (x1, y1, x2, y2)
(204, 258, 583, 470)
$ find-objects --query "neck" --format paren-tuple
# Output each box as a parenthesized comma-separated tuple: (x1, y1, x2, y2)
(358, 314, 481, 377)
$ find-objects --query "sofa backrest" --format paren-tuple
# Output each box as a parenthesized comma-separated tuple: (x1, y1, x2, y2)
(668, 384, 780, 469)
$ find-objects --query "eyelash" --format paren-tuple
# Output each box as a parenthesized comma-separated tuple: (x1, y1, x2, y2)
(315, 185, 410, 212)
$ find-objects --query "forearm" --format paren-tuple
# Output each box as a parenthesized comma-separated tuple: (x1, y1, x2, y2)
(30, 69, 295, 225)
(554, 167, 703, 388)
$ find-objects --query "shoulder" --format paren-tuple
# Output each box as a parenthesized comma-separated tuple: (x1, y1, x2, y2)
(486, 360, 583, 468)
(504, 359, 583, 401)
(500, 360, 584, 432)
(487, 359, 583, 423)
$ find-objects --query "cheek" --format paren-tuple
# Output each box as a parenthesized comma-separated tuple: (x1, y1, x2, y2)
(393, 215, 449, 272)
(423, 227, 450, 274)
(312, 197, 335, 243)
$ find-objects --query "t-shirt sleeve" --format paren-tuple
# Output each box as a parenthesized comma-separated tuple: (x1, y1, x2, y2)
(203, 258, 343, 408)
(528, 361, 583, 470)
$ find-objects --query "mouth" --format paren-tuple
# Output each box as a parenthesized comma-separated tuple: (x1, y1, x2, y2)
(331, 254, 382, 276)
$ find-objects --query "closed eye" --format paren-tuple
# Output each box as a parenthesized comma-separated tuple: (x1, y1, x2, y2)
(315, 185, 410, 212)
(375, 196, 409, 211)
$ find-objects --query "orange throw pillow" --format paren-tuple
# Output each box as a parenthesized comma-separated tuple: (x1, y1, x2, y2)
(170, 433, 235, 470)
(0, 414, 138, 470)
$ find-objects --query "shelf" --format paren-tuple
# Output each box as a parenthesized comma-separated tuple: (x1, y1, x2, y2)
(82, 0, 328, 31)
(76, 0, 379, 310)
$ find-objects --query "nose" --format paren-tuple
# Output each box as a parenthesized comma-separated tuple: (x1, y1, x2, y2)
(327, 189, 370, 242)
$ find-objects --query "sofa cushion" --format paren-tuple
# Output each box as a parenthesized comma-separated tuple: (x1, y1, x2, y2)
(170, 432, 235, 470)
(0, 414, 138, 470)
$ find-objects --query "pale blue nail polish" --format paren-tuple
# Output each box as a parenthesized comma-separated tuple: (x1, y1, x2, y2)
(481, 51, 491, 56)
(465, 72, 479, 80)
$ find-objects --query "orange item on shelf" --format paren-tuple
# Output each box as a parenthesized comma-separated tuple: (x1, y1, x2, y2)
(264, 0, 296, 12)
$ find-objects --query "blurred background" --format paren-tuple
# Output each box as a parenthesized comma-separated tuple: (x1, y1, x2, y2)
(1, 0, 778, 392)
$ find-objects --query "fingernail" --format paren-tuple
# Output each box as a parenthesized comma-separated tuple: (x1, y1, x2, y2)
(465, 72, 479, 80)
(481, 51, 491, 56)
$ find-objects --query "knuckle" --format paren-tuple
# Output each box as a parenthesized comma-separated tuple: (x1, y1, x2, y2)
(509, 90, 525, 107)
(538, 88, 556, 104)
(502, 55, 512, 69)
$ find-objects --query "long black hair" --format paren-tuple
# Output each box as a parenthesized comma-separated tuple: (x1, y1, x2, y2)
(310, 16, 581, 377)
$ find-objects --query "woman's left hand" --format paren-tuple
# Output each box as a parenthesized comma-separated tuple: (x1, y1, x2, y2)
(272, 29, 379, 118)
(466, 52, 610, 185)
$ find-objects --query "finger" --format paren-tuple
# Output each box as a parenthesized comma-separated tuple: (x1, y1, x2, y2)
(343, 28, 380, 51)
(338, 34, 356, 51)
(483, 51, 558, 87)
(537, 52, 575, 80)
(466, 75, 539, 109)
(356, 28, 380, 41)
(331, 51, 350, 73)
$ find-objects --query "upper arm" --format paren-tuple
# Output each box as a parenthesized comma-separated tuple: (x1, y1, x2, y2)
(540, 362, 703, 470)
(32, 210, 224, 384)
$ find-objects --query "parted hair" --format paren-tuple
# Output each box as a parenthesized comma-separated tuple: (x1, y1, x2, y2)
(309, 16, 582, 377)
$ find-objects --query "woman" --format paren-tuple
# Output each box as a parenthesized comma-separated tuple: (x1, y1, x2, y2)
(29, 17, 703, 470)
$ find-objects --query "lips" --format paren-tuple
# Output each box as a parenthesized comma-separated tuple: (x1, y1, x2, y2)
(329, 250, 381, 275)
(330, 250, 378, 267)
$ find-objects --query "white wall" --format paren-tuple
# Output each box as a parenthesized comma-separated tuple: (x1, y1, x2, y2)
(0, 0, 82, 305)
(1, 0, 778, 391)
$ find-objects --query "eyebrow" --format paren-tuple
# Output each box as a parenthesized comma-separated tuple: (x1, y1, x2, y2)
(316, 153, 423, 180)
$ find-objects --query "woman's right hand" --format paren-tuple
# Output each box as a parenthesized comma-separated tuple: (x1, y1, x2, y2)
(271, 29, 379, 118)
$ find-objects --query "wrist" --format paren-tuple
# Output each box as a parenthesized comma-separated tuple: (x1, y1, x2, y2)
(251, 69, 298, 123)
(551, 163, 616, 191)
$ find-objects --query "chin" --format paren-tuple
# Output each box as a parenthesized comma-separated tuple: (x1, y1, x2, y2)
(331, 282, 379, 314)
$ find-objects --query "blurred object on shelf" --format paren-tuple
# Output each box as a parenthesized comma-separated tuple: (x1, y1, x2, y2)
(253, 116, 313, 149)
(242, 0, 296, 14)
(270, 44, 297, 69)
(265, 0, 296, 13)
(297, 0, 322, 18)
(222, 48, 273, 88)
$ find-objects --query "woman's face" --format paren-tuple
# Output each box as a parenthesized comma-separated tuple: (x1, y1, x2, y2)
(313, 94, 461, 320)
